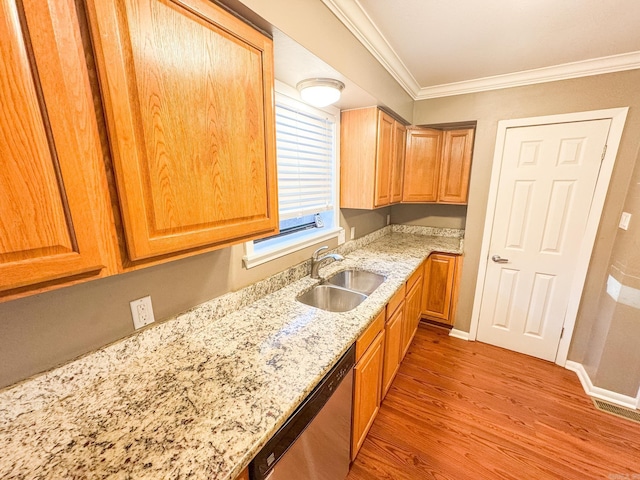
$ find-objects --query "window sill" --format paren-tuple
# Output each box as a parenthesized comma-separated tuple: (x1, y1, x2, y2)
(243, 227, 344, 269)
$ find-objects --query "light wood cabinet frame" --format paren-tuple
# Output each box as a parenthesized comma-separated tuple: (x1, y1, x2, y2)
(341, 107, 406, 210)
(0, 0, 117, 300)
(85, 0, 278, 261)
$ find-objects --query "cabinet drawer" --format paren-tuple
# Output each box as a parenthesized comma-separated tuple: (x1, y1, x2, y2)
(355, 310, 385, 362)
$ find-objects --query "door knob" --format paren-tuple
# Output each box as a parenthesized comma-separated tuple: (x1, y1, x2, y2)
(492, 255, 509, 263)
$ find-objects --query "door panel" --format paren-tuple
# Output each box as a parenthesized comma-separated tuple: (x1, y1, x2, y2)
(86, 0, 277, 260)
(477, 119, 611, 360)
(1, 0, 108, 294)
(438, 129, 474, 203)
(402, 128, 441, 202)
(374, 111, 394, 207)
(390, 121, 405, 203)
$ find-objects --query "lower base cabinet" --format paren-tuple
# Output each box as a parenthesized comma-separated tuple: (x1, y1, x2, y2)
(381, 296, 404, 398)
(351, 311, 385, 461)
(402, 264, 424, 357)
(422, 253, 461, 326)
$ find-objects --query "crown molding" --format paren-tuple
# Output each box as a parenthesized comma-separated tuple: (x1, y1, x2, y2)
(321, 0, 640, 100)
(416, 51, 640, 99)
(320, 0, 421, 96)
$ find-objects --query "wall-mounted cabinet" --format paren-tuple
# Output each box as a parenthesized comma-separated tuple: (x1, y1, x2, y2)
(422, 253, 462, 326)
(403, 128, 474, 204)
(1, 0, 278, 302)
(0, 0, 116, 299)
(86, 0, 278, 264)
(340, 107, 406, 209)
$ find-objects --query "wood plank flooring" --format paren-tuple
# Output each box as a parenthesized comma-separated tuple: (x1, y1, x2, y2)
(347, 324, 640, 480)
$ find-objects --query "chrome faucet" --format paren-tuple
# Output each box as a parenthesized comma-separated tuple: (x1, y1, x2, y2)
(310, 246, 344, 279)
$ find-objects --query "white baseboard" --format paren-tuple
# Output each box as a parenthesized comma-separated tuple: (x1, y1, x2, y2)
(449, 329, 470, 341)
(565, 361, 638, 409)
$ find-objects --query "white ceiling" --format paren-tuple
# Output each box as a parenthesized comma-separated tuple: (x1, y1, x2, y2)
(321, 0, 640, 99)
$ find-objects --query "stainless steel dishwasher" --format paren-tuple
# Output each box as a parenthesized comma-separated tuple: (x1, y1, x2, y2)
(249, 344, 355, 480)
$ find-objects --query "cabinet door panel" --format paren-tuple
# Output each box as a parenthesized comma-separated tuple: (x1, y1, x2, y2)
(382, 304, 403, 398)
(352, 332, 383, 461)
(390, 121, 405, 203)
(402, 128, 442, 202)
(422, 253, 457, 323)
(402, 271, 423, 357)
(1, 0, 108, 294)
(87, 0, 277, 260)
(373, 111, 394, 207)
(438, 129, 474, 204)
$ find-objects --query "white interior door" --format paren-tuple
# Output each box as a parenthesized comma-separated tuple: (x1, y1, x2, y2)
(477, 119, 611, 361)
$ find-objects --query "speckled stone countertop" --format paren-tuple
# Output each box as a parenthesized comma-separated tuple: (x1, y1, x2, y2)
(0, 227, 462, 480)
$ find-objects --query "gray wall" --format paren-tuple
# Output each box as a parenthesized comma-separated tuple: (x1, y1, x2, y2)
(0, 208, 388, 389)
(412, 70, 640, 365)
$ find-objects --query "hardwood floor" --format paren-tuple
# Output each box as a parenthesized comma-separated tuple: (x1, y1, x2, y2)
(347, 324, 640, 479)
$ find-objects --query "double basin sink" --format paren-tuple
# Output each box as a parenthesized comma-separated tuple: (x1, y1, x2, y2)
(297, 269, 386, 312)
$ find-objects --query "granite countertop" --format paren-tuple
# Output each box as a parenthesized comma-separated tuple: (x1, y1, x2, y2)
(0, 227, 462, 480)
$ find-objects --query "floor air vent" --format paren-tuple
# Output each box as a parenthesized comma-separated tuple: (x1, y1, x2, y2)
(593, 399, 640, 424)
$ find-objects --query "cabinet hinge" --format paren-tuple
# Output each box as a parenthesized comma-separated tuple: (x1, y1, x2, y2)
(601, 144, 608, 161)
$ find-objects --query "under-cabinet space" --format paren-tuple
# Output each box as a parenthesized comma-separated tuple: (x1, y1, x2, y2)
(422, 253, 462, 326)
(85, 0, 278, 264)
(403, 127, 474, 204)
(341, 107, 406, 209)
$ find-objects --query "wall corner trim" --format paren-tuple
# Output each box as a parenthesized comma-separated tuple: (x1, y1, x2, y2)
(565, 360, 638, 409)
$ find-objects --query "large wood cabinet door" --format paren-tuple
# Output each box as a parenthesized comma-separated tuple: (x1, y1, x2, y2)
(402, 128, 442, 202)
(401, 266, 423, 358)
(0, 0, 112, 297)
(390, 121, 406, 203)
(382, 303, 403, 398)
(422, 253, 457, 324)
(373, 111, 395, 207)
(85, 0, 278, 261)
(352, 331, 384, 461)
(438, 129, 474, 204)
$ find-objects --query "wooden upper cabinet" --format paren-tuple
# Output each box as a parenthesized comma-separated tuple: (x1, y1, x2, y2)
(374, 112, 394, 207)
(439, 129, 475, 204)
(85, 0, 278, 261)
(0, 0, 115, 298)
(402, 128, 442, 202)
(390, 121, 406, 203)
(341, 107, 406, 210)
(403, 127, 474, 204)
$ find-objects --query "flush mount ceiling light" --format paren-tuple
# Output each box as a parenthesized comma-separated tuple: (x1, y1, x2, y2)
(296, 78, 345, 107)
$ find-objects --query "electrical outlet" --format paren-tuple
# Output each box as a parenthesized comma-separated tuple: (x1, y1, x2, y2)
(619, 212, 631, 230)
(350, 226, 355, 240)
(386, 214, 391, 225)
(130, 296, 155, 330)
(338, 229, 346, 244)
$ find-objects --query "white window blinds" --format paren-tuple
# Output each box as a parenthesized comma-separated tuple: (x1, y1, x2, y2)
(275, 101, 335, 221)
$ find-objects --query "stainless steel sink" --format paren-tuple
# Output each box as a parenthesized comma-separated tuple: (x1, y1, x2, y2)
(324, 269, 386, 295)
(296, 285, 367, 312)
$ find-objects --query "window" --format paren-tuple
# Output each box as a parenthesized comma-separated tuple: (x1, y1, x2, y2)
(243, 83, 342, 268)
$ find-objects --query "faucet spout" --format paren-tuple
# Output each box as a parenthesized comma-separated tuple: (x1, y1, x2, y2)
(310, 246, 344, 279)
